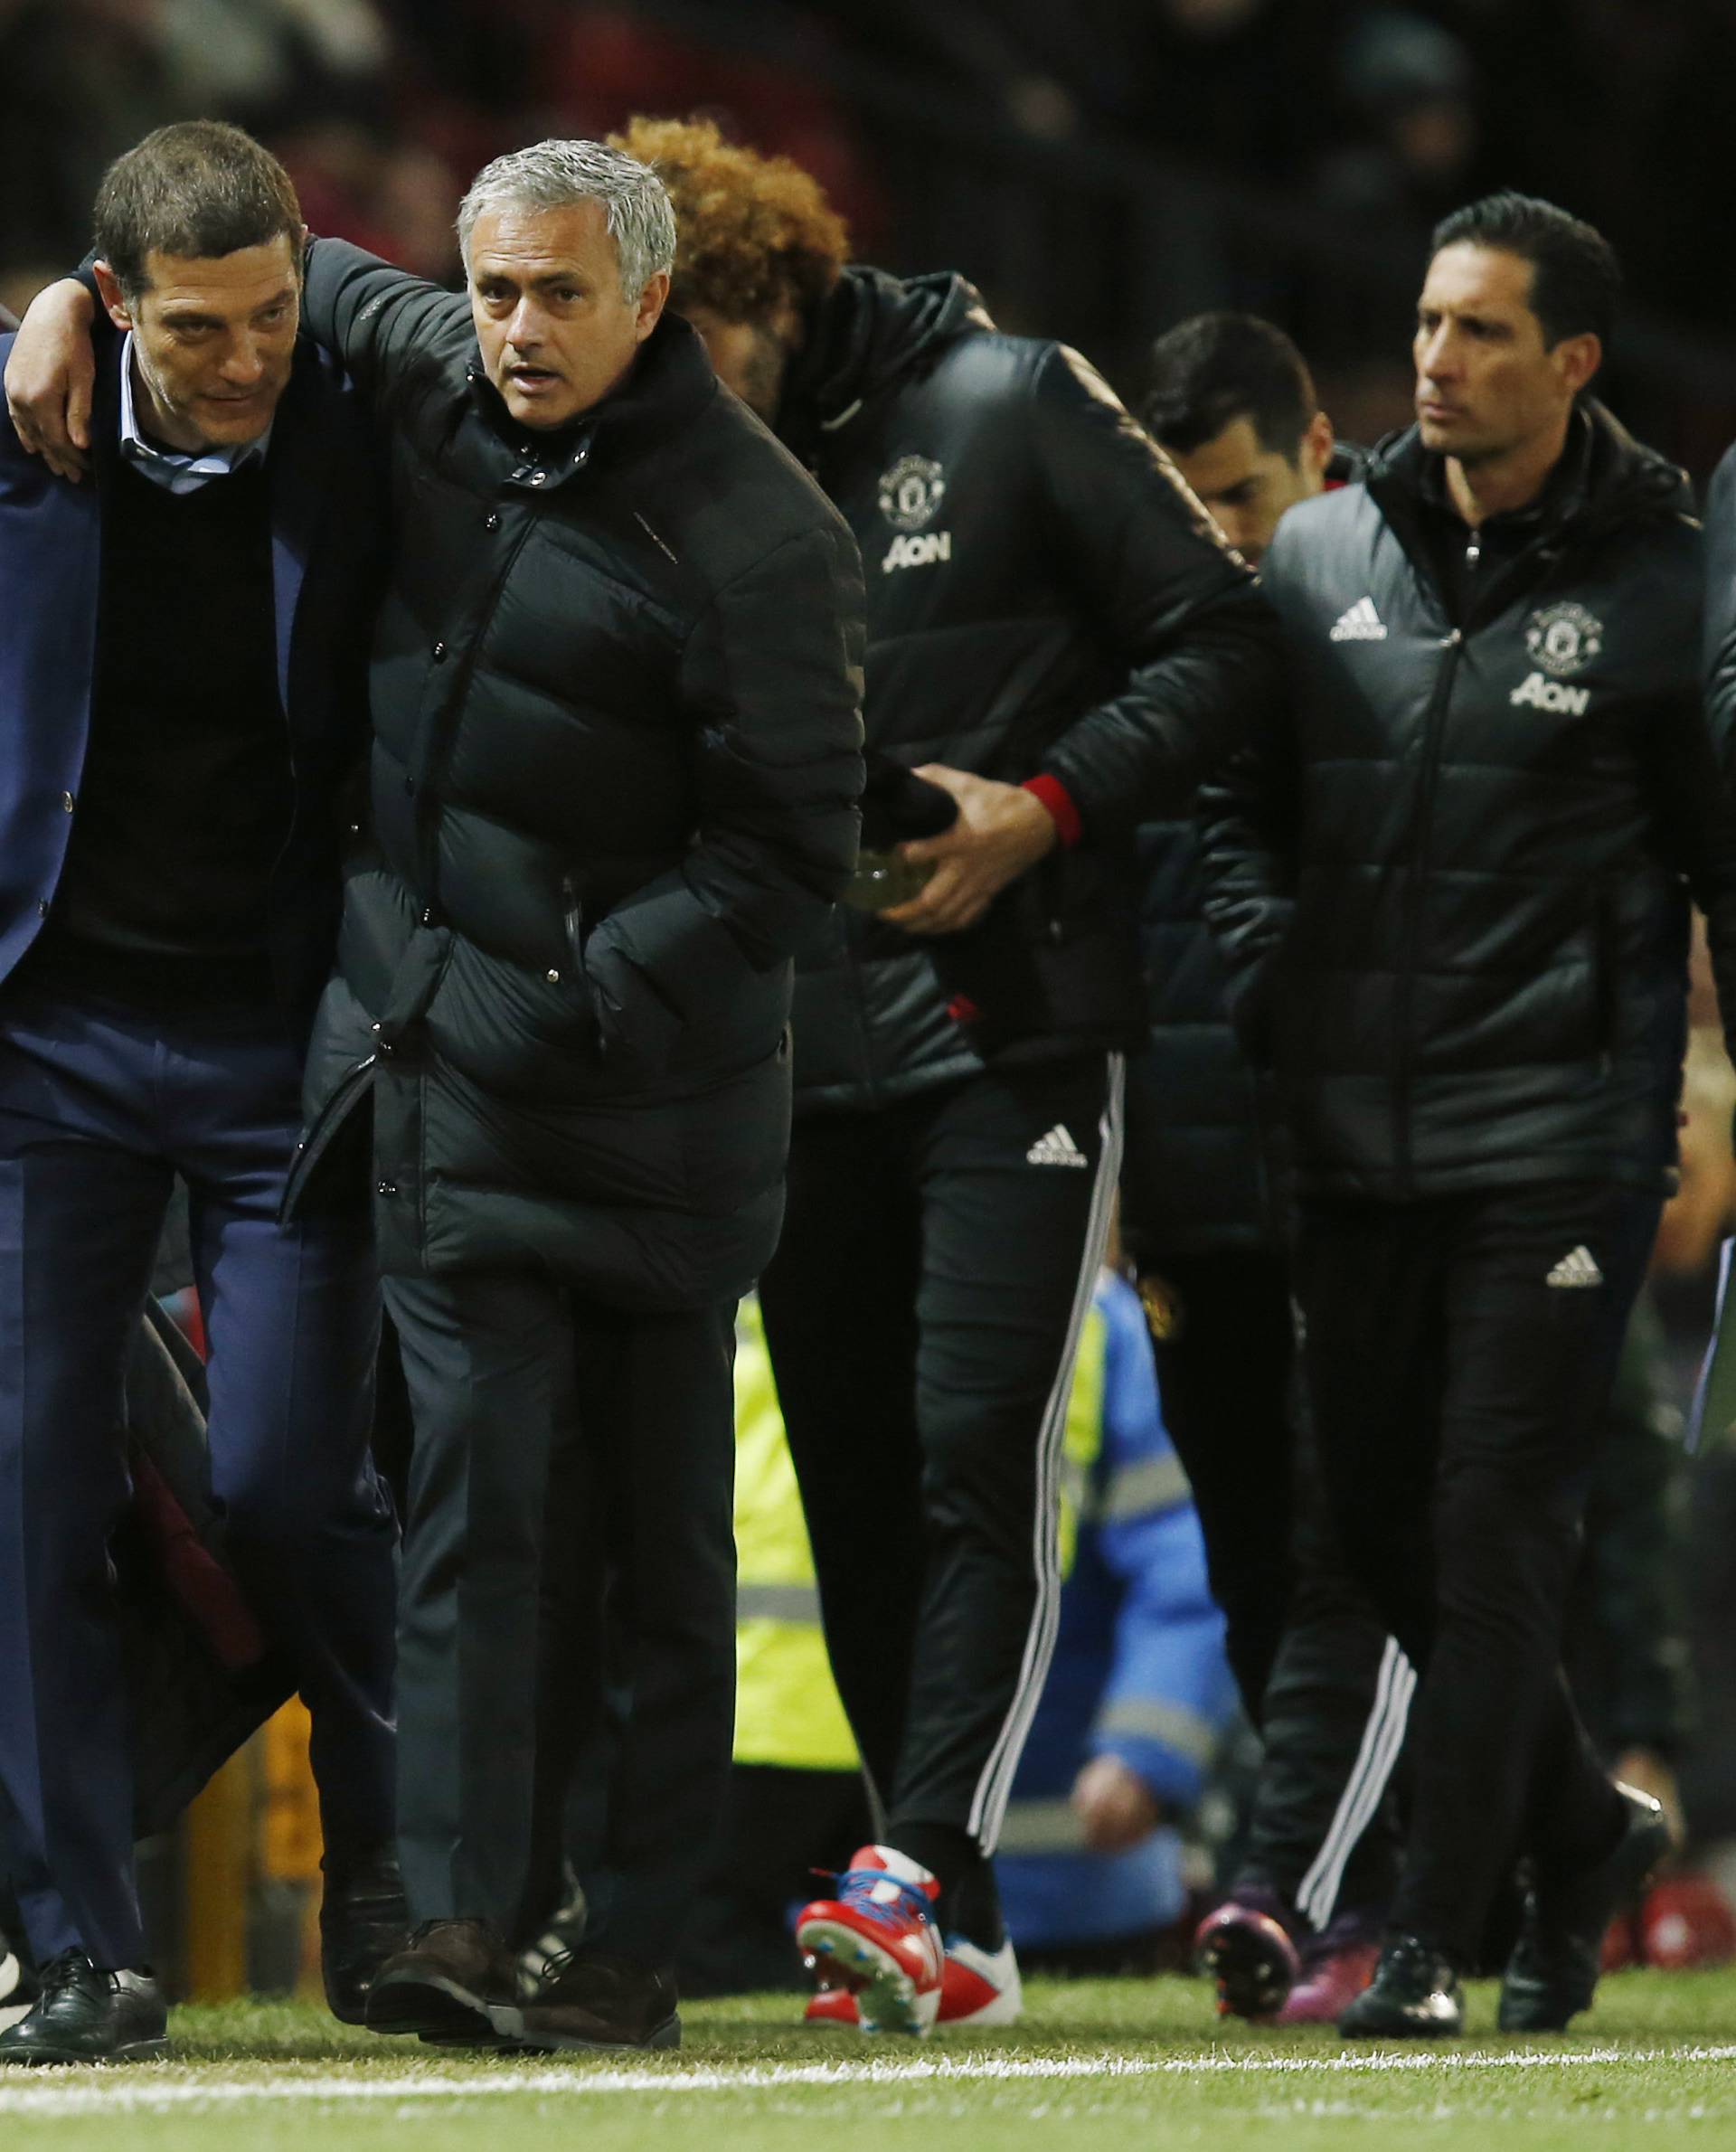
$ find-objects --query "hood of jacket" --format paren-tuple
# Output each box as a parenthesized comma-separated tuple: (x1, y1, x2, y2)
(776, 264, 992, 460)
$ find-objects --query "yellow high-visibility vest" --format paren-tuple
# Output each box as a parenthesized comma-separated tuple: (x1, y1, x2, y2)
(731, 1294, 1112, 1770)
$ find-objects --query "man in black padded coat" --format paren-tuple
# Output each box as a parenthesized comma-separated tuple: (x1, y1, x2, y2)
(616, 118, 1281, 2035)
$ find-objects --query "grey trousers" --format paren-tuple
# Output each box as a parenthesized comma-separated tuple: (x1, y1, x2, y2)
(384, 1270, 737, 1964)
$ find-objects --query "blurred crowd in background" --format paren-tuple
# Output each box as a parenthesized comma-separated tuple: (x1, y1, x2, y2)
(6, 2, 1736, 466)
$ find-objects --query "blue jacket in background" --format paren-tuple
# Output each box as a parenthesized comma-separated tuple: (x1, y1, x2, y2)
(996, 1270, 1239, 1948)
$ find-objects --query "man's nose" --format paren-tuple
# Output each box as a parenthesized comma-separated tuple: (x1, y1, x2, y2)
(219, 332, 268, 385)
(506, 297, 545, 351)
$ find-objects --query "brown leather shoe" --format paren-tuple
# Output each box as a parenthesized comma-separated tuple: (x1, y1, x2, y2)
(364, 1920, 516, 2044)
(514, 1951, 680, 2052)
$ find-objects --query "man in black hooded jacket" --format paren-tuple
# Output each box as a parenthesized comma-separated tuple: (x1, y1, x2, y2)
(1202, 192, 1736, 2038)
(616, 118, 1280, 2032)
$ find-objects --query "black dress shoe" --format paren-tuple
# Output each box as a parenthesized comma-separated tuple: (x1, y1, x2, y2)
(1338, 1935, 1463, 2039)
(510, 1950, 680, 2053)
(0, 1953, 167, 2064)
(364, 1920, 517, 2045)
(1499, 1782, 1672, 2033)
(320, 1850, 409, 2025)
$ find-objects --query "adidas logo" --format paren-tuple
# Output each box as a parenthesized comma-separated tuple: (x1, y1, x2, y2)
(1329, 596, 1388, 642)
(1026, 1123, 1089, 1168)
(1546, 1244, 1602, 1288)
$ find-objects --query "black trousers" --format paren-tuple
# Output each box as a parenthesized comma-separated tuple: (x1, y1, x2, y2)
(383, 1270, 737, 1965)
(1144, 1248, 1401, 1926)
(1293, 1179, 1661, 1960)
(758, 1055, 1121, 1875)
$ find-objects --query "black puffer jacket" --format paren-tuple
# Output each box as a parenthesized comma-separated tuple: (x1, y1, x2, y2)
(1202, 402, 1736, 1201)
(776, 267, 1279, 1110)
(1121, 448, 1369, 1259)
(291, 242, 864, 1309)
(1703, 439, 1736, 779)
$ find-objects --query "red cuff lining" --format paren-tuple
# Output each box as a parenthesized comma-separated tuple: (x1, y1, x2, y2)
(1023, 773, 1081, 847)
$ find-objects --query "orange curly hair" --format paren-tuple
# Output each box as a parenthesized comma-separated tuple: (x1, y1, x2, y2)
(609, 115, 849, 325)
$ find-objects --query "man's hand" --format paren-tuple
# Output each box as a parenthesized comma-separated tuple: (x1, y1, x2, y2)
(5, 278, 99, 482)
(881, 764, 1059, 935)
(1071, 1753, 1163, 1855)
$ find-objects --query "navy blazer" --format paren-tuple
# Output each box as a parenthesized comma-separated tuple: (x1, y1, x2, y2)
(0, 328, 384, 1038)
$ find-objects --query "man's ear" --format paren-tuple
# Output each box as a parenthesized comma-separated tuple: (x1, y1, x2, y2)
(91, 261, 135, 335)
(1556, 330, 1601, 399)
(634, 269, 671, 343)
(1299, 409, 1335, 490)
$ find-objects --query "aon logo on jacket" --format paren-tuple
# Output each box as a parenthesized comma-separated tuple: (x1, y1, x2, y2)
(882, 531, 952, 573)
(1511, 670, 1590, 715)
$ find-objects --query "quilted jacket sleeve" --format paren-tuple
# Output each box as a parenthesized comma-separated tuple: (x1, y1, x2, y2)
(1026, 343, 1285, 837)
(299, 237, 469, 411)
(1704, 442, 1736, 784)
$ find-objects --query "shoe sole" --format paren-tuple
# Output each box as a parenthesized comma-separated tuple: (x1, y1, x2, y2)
(366, 1973, 502, 2045)
(1196, 1918, 1297, 2022)
(0, 2037, 169, 2065)
(495, 2008, 681, 2053)
(797, 1917, 939, 2036)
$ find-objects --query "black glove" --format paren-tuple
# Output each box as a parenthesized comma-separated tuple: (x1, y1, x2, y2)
(859, 750, 958, 851)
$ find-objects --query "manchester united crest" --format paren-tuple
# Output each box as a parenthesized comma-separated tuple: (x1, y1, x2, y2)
(878, 455, 947, 533)
(1524, 601, 1603, 679)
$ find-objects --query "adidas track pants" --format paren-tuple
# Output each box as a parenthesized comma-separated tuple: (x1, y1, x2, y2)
(758, 1053, 1123, 1864)
(1291, 1178, 1661, 1961)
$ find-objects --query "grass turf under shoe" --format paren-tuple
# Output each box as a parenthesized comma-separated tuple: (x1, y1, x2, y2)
(0, 1953, 167, 2064)
(796, 1844, 945, 2036)
(1499, 1781, 1673, 2033)
(1194, 1900, 1300, 2022)
(1338, 1933, 1464, 2039)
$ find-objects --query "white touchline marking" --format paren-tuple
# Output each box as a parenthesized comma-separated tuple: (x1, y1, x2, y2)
(3, 2045, 1735, 2115)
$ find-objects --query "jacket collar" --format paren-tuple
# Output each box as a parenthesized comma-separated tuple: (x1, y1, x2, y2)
(462, 309, 719, 491)
(1368, 399, 1689, 543)
(776, 264, 992, 458)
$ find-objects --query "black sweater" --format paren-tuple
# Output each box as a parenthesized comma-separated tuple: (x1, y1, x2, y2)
(42, 453, 290, 997)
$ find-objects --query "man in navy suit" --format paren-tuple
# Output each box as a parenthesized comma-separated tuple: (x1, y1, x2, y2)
(0, 120, 399, 2062)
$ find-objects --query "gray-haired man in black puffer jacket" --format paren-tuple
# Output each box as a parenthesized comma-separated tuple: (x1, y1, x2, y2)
(279, 140, 864, 2050)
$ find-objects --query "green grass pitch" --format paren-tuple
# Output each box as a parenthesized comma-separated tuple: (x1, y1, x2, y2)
(5, 1972, 1736, 2150)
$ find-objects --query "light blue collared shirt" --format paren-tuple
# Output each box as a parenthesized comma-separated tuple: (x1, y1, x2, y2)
(118, 333, 274, 494)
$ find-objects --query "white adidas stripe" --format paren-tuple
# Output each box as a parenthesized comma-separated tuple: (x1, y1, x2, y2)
(969, 1053, 1125, 1850)
(1295, 1635, 1417, 1931)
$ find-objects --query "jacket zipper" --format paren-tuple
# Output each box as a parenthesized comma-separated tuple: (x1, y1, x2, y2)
(561, 873, 586, 966)
(1389, 520, 1572, 1190)
(1392, 621, 1463, 1193)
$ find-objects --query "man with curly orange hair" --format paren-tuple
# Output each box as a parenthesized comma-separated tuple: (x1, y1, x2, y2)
(613, 116, 1279, 2035)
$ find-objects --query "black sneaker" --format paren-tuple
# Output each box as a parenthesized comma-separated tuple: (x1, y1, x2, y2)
(1498, 1782, 1672, 2033)
(320, 1850, 409, 2025)
(0, 1952, 167, 2064)
(1338, 1934, 1463, 2039)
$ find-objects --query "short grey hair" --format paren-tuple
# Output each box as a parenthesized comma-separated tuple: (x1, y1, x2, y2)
(456, 138, 676, 302)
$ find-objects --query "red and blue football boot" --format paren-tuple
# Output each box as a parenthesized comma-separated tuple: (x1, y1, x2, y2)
(796, 1845, 946, 2035)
